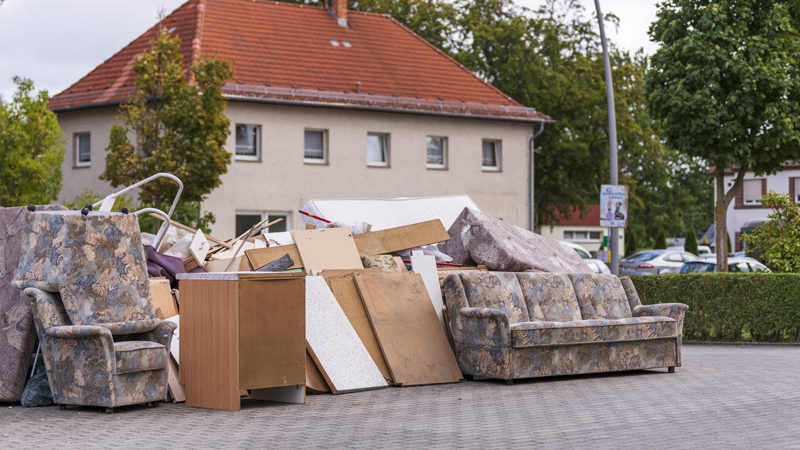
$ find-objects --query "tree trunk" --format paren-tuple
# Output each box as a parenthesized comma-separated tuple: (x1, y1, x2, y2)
(715, 171, 729, 272)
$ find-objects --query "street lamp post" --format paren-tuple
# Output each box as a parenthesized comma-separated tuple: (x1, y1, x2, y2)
(594, 0, 620, 274)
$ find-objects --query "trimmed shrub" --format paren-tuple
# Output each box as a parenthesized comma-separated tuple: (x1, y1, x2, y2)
(654, 229, 667, 249)
(631, 274, 800, 343)
(684, 225, 698, 255)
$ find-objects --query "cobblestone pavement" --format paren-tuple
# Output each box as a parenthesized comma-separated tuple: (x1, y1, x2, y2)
(2, 344, 799, 449)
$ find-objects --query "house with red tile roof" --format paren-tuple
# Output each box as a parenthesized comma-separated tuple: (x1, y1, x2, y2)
(539, 205, 625, 255)
(52, 0, 550, 237)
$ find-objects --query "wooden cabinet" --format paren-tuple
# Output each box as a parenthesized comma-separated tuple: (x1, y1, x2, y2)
(178, 272, 305, 411)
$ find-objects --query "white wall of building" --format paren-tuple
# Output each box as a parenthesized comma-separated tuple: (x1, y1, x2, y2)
(57, 101, 536, 237)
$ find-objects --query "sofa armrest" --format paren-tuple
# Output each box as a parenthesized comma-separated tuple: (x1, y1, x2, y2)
(443, 274, 510, 347)
(633, 303, 689, 336)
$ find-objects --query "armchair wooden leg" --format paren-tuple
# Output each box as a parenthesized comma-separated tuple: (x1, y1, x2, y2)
(59, 405, 66, 410)
(105, 407, 114, 414)
(505, 379, 514, 385)
(668, 366, 675, 373)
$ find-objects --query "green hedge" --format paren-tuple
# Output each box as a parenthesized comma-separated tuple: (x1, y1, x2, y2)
(631, 274, 800, 343)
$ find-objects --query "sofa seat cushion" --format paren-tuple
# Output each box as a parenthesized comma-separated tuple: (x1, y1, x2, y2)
(516, 273, 582, 322)
(459, 272, 530, 324)
(510, 316, 677, 348)
(114, 340, 167, 374)
(568, 274, 633, 320)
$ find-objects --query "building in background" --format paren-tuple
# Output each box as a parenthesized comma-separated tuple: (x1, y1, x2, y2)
(539, 205, 625, 256)
(49, 0, 549, 237)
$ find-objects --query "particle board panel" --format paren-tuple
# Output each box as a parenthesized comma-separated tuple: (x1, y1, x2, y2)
(305, 350, 331, 393)
(180, 279, 241, 411)
(305, 276, 387, 394)
(352, 220, 450, 256)
(322, 270, 392, 383)
(245, 244, 303, 270)
(291, 228, 364, 275)
(167, 356, 185, 403)
(150, 278, 178, 320)
(238, 278, 306, 389)
(354, 272, 462, 386)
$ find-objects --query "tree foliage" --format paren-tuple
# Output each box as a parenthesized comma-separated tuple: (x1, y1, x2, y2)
(684, 224, 698, 255)
(646, 0, 800, 269)
(654, 229, 667, 249)
(624, 230, 637, 257)
(101, 29, 233, 230)
(0, 77, 64, 206)
(742, 192, 800, 272)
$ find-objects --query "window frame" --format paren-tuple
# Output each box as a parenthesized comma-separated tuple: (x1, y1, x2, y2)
(74, 132, 91, 168)
(742, 179, 763, 205)
(303, 128, 328, 165)
(235, 210, 292, 237)
(426, 136, 448, 170)
(234, 123, 261, 161)
(366, 132, 390, 168)
(481, 139, 502, 172)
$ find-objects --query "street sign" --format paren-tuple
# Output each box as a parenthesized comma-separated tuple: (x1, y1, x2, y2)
(600, 184, 628, 228)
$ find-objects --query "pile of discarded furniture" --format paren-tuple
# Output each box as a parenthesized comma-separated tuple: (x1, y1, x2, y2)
(0, 177, 688, 412)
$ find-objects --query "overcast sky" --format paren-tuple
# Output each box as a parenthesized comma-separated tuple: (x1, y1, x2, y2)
(0, 0, 659, 101)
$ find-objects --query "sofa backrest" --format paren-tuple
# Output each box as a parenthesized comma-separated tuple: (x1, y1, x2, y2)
(568, 274, 632, 320)
(458, 272, 529, 324)
(515, 273, 582, 322)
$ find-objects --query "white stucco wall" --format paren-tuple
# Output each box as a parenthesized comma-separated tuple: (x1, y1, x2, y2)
(57, 101, 537, 237)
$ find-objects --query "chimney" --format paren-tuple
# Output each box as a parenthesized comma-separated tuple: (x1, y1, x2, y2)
(326, 0, 348, 27)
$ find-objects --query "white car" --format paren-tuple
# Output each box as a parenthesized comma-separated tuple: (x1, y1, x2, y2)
(559, 241, 611, 274)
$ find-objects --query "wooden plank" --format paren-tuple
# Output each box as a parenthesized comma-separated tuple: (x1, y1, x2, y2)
(245, 244, 303, 270)
(354, 272, 462, 386)
(148, 213, 232, 249)
(180, 279, 241, 411)
(238, 278, 306, 390)
(305, 350, 330, 393)
(322, 270, 392, 383)
(305, 276, 387, 394)
(167, 356, 185, 403)
(291, 228, 363, 275)
(352, 220, 450, 257)
(149, 278, 178, 319)
(189, 230, 210, 267)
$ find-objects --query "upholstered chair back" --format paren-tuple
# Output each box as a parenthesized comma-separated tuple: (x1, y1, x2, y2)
(515, 273, 582, 322)
(457, 272, 530, 324)
(568, 274, 632, 320)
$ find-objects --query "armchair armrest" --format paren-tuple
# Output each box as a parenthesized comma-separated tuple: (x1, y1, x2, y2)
(46, 325, 113, 339)
(128, 320, 177, 350)
(99, 319, 161, 336)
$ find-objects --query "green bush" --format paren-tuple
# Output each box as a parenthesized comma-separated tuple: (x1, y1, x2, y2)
(631, 274, 800, 343)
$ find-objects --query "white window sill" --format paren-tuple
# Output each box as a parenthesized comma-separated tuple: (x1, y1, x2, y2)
(426, 164, 447, 170)
(304, 158, 328, 165)
(481, 166, 501, 172)
(74, 162, 91, 168)
(367, 162, 389, 168)
(235, 154, 260, 162)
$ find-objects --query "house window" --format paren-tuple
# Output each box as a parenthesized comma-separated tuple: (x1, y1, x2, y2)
(367, 133, 389, 167)
(482, 139, 501, 171)
(426, 136, 447, 169)
(304, 129, 327, 164)
(795, 178, 800, 203)
(235, 124, 260, 160)
(74, 133, 91, 167)
(235, 212, 290, 237)
(564, 230, 601, 241)
(742, 179, 763, 205)
(589, 231, 602, 240)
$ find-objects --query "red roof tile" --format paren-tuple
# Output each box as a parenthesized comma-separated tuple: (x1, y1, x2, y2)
(48, 0, 549, 121)
(543, 205, 601, 227)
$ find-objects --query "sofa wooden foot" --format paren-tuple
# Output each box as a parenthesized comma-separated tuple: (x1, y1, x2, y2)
(105, 407, 114, 414)
(59, 405, 66, 410)
(505, 380, 514, 385)
(668, 366, 675, 373)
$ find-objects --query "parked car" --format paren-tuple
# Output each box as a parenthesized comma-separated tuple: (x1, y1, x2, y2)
(666, 245, 712, 255)
(680, 256, 771, 273)
(558, 241, 610, 274)
(620, 249, 697, 275)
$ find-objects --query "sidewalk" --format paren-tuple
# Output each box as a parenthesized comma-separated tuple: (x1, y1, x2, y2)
(2, 345, 798, 449)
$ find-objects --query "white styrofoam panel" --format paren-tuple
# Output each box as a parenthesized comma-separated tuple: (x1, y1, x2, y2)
(305, 276, 387, 393)
(410, 251, 445, 330)
(165, 314, 179, 363)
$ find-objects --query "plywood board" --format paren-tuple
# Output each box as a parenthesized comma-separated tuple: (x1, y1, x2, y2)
(305, 276, 387, 393)
(291, 228, 364, 275)
(411, 251, 446, 331)
(245, 244, 303, 270)
(305, 350, 330, 393)
(354, 272, 462, 386)
(167, 356, 185, 403)
(189, 230, 210, 267)
(204, 255, 251, 272)
(352, 220, 450, 256)
(322, 271, 392, 383)
(150, 278, 178, 319)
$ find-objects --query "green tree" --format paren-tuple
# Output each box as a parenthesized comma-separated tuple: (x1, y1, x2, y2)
(654, 229, 667, 249)
(684, 225, 698, 255)
(101, 29, 233, 230)
(741, 192, 800, 272)
(624, 230, 637, 257)
(0, 77, 64, 206)
(646, 0, 800, 271)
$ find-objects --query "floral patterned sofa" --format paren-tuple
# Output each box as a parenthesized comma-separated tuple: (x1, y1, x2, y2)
(443, 272, 687, 381)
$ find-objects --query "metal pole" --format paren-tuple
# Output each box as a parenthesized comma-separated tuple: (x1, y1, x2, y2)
(594, 0, 620, 274)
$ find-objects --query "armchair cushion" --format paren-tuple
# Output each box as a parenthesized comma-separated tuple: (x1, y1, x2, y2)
(569, 274, 633, 320)
(511, 316, 677, 348)
(458, 272, 530, 324)
(114, 341, 167, 375)
(516, 273, 582, 322)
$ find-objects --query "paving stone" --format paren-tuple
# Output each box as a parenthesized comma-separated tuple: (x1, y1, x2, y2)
(1, 345, 799, 449)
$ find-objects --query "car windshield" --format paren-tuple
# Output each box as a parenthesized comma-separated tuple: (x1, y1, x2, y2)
(625, 251, 661, 262)
(680, 262, 715, 273)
